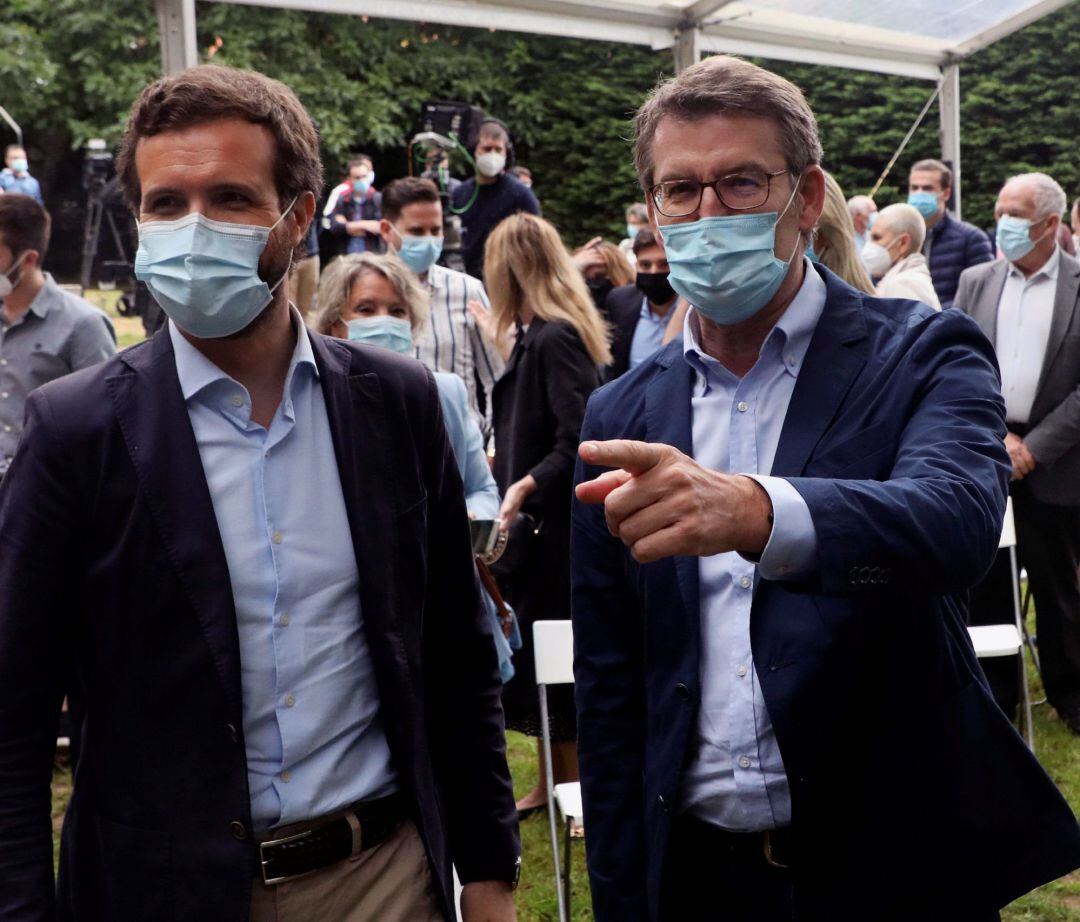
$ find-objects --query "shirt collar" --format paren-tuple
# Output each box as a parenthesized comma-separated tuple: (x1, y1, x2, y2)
(1007, 244, 1060, 283)
(682, 258, 826, 382)
(425, 263, 449, 290)
(25, 273, 63, 320)
(169, 306, 317, 403)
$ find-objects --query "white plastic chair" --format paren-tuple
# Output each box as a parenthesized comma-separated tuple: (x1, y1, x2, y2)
(533, 620, 582, 922)
(967, 497, 1034, 750)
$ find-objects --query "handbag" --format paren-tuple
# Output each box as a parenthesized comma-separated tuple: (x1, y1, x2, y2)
(484, 512, 539, 580)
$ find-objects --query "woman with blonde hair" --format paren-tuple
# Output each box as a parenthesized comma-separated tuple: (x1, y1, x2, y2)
(485, 213, 610, 822)
(811, 171, 875, 294)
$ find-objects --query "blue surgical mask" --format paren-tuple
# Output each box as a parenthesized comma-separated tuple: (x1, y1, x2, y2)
(346, 316, 413, 354)
(997, 215, 1036, 262)
(353, 176, 373, 195)
(908, 191, 940, 219)
(11, 158, 28, 174)
(134, 198, 296, 339)
(626, 223, 641, 240)
(659, 178, 802, 326)
(394, 228, 443, 274)
(867, 211, 878, 229)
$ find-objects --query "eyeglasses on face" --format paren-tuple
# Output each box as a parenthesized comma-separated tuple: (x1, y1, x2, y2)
(649, 169, 791, 218)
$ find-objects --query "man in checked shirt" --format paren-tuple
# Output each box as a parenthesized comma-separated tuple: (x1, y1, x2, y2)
(379, 176, 504, 437)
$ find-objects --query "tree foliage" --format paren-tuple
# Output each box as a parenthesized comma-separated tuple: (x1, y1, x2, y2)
(4, 0, 1077, 275)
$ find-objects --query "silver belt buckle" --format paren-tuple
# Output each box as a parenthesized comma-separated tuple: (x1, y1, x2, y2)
(259, 828, 313, 886)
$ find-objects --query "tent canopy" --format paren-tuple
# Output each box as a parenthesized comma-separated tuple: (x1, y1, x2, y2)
(153, 0, 1076, 214)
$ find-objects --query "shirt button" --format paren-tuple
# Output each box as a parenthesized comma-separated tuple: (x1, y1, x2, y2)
(787, 356, 796, 367)
(279, 613, 290, 627)
(0, 359, 7, 366)
(1, 392, 8, 398)
(272, 531, 283, 545)
(740, 575, 752, 589)
(284, 694, 296, 708)
(736, 665, 748, 678)
(3, 425, 10, 432)
(281, 769, 292, 783)
(231, 394, 244, 407)
(737, 401, 749, 413)
(738, 756, 752, 769)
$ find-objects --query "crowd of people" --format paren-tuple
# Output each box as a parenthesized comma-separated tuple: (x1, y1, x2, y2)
(0, 51, 1078, 922)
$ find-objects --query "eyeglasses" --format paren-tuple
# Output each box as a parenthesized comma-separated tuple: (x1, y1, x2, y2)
(649, 169, 791, 218)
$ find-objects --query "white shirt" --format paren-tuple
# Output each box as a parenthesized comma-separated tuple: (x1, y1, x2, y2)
(996, 247, 1060, 425)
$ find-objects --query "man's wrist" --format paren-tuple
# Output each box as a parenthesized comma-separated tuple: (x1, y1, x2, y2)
(737, 475, 774, 554)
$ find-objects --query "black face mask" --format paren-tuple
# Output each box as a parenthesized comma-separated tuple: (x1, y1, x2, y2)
(586, 277, 613, 309)
(635, 271, 676, 306)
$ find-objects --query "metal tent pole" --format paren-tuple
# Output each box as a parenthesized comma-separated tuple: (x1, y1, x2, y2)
(156, 0, 198, 74)
(939, 63, 962, 220)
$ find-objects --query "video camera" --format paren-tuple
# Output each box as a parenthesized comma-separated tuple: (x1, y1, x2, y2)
(409, 101, 489, 274)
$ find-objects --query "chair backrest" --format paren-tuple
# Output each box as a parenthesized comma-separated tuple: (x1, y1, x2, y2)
(533, 620, 575, 686)
(998, 496, 1016, 550)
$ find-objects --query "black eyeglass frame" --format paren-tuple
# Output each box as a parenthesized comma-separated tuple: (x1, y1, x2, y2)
(649, 168, 793, 218)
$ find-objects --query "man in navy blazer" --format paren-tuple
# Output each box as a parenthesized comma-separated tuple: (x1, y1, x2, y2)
(571, 56, 1080, 922)
(0, 66, 518, 921)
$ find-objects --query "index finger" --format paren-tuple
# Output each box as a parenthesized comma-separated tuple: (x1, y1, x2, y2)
(579, 439, 668, 476)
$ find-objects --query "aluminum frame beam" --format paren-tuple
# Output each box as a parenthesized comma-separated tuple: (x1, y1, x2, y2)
(939, 63, 962, 219)
(155, 0, 197, 74)
(951, 0, 1077, 58)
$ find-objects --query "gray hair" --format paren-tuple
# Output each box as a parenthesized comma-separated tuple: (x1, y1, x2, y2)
(1003, 172, 1067, 220)
(625, 202, 648, 222)
(312, 252, 430, 336)
(846, 195, 876, 220)
(876, 203, 926, 253)
(633, 55, 822, 192)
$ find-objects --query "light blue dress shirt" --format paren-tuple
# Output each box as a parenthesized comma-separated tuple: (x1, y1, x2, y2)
(169, 317, 397, 830)
(678, 260, 824, 832)
(628, 296, 672, 369)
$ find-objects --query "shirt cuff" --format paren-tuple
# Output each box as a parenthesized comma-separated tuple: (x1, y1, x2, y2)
(743, 475, 819, 581)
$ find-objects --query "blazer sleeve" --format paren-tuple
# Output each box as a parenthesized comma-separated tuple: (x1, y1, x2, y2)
(786, 309, 1011, 596)
(0, 390, 80, 920)
(527, 323, 598, 493)
(571, 392, 650, 922)
(419, 371, 520, 884)
(1024, 373, 1080, 467)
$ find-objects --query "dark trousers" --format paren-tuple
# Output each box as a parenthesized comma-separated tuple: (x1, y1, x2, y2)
(969, 480, 1080, 715)
(659, 814, 1000, 921)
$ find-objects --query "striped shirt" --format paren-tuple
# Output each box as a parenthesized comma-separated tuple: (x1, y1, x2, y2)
(415, 263, 504, 436)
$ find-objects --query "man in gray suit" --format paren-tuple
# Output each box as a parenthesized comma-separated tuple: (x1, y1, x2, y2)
(956, 171, 1080, 733)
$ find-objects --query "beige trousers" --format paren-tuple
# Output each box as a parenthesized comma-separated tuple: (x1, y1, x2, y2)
(288, 255, 320, 318)
(250, 817, 444, 922)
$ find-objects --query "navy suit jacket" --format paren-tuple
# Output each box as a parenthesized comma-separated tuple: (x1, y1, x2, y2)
(0, 328, 518, 921)
(572, 268, 1080, 920)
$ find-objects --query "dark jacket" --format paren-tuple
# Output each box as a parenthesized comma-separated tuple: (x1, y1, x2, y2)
(603, 284, 644, 380)
(0, 328, 519, 921)
(330, 187, 385, 254)
(927, 210, 994, 308)
(572, 268, 1080, 921)
(492, 318, 601, 618)
(956, 249, 1080, 505)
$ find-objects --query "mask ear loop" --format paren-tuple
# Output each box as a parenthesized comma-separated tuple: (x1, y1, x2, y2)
(268, 196, 300, 296)
(776, 175, 806, 266)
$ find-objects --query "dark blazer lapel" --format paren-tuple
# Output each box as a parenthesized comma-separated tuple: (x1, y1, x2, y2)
(309, 334, 404, 680)
(1036, 256, 1080, 394)
(645, 344, 700, 646)
(771, 273, 869, 478)
(105, 328, 243, 717)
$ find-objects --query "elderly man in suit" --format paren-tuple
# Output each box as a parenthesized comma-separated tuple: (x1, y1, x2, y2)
(956, 172, 1080, 734)
(0, 65, 519, 921)
(571, 55, 1080, 922)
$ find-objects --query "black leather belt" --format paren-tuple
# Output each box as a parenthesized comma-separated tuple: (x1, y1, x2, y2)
(676, 814, 795, 869)
(257, 793, 405, 885)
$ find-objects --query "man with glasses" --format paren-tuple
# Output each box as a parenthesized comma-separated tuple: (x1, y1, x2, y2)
(571, 55, 1080, 922)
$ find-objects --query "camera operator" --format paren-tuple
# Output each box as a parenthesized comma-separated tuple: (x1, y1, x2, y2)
(451, 120, 539, 280)
(0, 194, 114, 476)
(379, 176, 504, 435)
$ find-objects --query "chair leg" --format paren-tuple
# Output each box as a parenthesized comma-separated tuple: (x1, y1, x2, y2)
(538, 688, 568, 922)
(563, 814, 572, 915)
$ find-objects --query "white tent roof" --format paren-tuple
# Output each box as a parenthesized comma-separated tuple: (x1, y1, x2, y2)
(204, 0, 1075, 80)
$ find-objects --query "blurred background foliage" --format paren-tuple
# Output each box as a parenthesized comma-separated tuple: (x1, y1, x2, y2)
(3, 0, 1077, 275)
